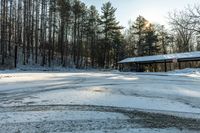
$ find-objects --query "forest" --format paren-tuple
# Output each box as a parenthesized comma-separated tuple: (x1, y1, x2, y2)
(0, 0, 200, 69)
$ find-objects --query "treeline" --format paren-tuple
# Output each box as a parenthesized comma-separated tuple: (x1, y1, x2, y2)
(1, 0, 200, 69)
(123, 5, 200, 72)
(168, 4, 200, 53)
(124, 11, 200, 72)
(125, 16, 171, 58)
(125, 9, 200, 59)
(0, 0, 124, 69)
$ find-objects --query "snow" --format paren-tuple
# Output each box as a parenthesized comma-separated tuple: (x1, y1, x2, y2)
(0, 111, 128, 124)
(16, 65, 79, 72)
(22, 87, 200, 114)
(119, 51, 200, 63)
(1, 70, 200, 113)
(1, 69, 200, 132)
(170, 68, 200, 78)
(54, 128, 199, 133)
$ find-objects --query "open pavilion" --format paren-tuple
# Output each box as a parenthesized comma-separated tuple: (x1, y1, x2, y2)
(119, 51, 200, 72)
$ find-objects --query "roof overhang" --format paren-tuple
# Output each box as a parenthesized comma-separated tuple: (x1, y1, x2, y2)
(119, 51, 200, 64)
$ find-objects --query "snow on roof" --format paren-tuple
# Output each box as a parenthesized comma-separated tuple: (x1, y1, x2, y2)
(119, 51, 200, 63)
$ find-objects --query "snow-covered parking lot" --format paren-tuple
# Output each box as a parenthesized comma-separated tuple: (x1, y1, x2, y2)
(1, 70, 200, 133)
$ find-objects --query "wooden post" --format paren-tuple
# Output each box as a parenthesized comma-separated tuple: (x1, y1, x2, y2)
(164, 61, 167, 72)
(154, 63, 157, 72)
(178, 61, 181, 70)
(14, 45, 18, 68)
(138, 63, 140, 72)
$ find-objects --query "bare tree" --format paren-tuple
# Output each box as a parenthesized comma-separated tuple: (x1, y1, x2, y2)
(169, 10, 194, 52)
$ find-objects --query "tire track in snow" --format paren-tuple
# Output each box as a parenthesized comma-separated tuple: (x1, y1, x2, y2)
(0, 104, 200, 131)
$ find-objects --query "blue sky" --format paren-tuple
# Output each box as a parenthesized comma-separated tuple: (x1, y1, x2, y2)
(81, 0, 199, 29)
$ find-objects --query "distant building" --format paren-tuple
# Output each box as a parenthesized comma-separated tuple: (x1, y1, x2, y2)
(118, 51, 200, 72)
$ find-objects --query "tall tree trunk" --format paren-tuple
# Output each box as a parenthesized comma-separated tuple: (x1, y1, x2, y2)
(8, 0, 13, 56)
(31, 0, 35, 62)
(23, 0, 27, 65)
(73, 15, 77, 66)
(48, 0, 53, 67)
(1, 0, 6, 65)
(60, 19, 65, 65)
(35, 0, 39, 64)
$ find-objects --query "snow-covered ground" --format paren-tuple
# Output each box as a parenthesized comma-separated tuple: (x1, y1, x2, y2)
(170, 68, 200, 78)
(1, 69, 200, 133)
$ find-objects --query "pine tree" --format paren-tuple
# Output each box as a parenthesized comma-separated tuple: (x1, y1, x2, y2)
(112, 30, 125, 68)
(57, 0, 71, 66)
(40, 0, 47, 66)
(144, 24, 159, 56)
(1, 0, 8, 65)
(34, 0, 39, 64)
(87, 5, 99, 67)
(72, 0, 82, 67)
(132, 16, 148, 56)
(99, 2, 123, 68)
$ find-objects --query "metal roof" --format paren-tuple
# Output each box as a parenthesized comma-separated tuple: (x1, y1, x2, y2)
(119, 51, 200, 64)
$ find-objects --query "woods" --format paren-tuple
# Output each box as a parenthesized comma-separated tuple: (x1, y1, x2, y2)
(0, 0, 200, 69)
(0, 0, 125, 69)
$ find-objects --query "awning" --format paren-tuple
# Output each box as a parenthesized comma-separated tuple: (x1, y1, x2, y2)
(119, 51, 200, 64)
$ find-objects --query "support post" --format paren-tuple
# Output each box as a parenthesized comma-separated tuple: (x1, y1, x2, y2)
(154, 63, 157, 72)
(164, 61, 167, 72)
(14, 45, 18, 68)
(178, 61, 181, 70)
(138, 63, 140, 72)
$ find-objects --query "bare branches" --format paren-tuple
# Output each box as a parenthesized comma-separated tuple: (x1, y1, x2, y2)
(168, 4, 200, 52)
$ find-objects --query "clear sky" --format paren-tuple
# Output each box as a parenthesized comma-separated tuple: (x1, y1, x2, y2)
(81, 0, 199, 29)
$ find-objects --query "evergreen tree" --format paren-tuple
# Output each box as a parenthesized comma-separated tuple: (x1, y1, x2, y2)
(112, 30, 125, 68)
(99, 2, 123, 68)
(144, 24, 159, 56)
(132, 16, 148, 56)
(155, 24, 170, 54)
(57, 0, 71, 66)
(86, 5, 99, 67)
